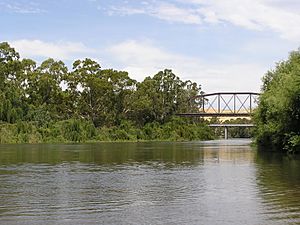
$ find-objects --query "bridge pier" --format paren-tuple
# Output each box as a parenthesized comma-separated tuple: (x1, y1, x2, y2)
(208, 124, 255, 140)
(224, 126, 228, 140)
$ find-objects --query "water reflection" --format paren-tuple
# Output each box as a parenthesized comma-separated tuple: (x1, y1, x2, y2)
(0, 140, 254, 166)
(0, 142, 205, 166)
(255, 151, 300, 224)
(0, 140, 299, 225)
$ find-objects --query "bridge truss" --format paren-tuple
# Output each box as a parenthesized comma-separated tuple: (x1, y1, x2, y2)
(178, 92, 260, 117)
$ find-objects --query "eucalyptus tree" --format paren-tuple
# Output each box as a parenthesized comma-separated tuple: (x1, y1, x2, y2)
(0, 42, 25, 123)
(24, 58, 68, 122)
(0, 42, 20, 86)
(125, 69, 201, 125)
(101, 69, 136, 125)
(68, 58, 102, 124)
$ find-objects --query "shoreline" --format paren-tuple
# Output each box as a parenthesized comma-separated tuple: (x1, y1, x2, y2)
(0, 138, 253, 145)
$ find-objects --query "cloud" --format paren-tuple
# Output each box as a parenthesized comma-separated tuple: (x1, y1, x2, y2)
(108, 5, 146, 16)
(151, 3, 202, 24)
(0, 1, 45, 14)
(107, 40, 267, 92)
(107, 2, 202, 25)
(106, 0, 300, 41)
(189, 0, 300, 41)
(8, 38, 269, 92)
(9, 39, 95, 60)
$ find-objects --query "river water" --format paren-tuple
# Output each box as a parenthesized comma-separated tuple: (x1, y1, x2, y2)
(0, 139, 299, 225)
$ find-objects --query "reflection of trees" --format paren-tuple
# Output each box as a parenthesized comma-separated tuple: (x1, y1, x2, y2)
(0, 142, 207, 221)
(255, 151, 300, 223)
(0, 143, 206, 167)
(0, 142, 257, 166)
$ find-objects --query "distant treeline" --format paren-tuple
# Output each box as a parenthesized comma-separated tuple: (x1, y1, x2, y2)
(0, 42, 213, 143)
(254, 49, 300, 153)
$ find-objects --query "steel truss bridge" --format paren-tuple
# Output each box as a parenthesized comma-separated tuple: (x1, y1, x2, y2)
(177, 92, 260, 118)
(177, 92, 260, 139)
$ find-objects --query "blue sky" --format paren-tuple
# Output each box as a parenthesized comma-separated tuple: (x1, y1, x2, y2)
(1, 0, 299, 92)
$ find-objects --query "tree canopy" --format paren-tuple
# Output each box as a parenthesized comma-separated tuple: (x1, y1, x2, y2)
(254, 49, 300, 153)
(0, 42, 212, 143)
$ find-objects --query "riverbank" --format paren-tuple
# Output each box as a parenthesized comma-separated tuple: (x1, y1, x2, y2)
(0, 118, 214, 144)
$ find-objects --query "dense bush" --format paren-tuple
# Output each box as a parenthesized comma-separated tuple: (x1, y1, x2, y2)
(254, 49, 300, 153)
(0, 117, 214, 144)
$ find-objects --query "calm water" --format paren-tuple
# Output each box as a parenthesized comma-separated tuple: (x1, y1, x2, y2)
(0, 139, 299, 225)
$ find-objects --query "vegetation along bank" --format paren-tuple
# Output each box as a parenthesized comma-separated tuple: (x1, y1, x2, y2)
(0, 42, 213, 143)
(254, 49, 300, 153)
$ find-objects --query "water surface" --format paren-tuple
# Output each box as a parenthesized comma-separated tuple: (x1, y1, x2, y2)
(0, 139, 299, 225)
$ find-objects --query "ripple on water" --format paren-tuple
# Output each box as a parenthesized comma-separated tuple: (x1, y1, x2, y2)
(0, 141, 299, 225)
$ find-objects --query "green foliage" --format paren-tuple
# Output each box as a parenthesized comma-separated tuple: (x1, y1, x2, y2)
(138, 117, 213, 141)
(254, 49, 300, 153)
(0, 42, 212, 143)
(124, 69, 200, 125)
(63, 119, 84, 142)
(284, 134, 300, 154)
(0, 121, 42, 144)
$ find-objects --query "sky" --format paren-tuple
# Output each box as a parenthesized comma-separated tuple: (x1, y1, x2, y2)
(1, 0, 299, 93)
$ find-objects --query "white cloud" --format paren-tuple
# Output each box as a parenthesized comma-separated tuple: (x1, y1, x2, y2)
(108, 2, 202, 25)
(108, 6, 146, 16)
(8, 38, 269, 92)
(9, 39, 95, 60)
(107, 40, 267, 92)
(0, 1, 45, 14)
(107, 0, 300, 41)
(153, 3, 202, 24)
(189, 0, 300, 41)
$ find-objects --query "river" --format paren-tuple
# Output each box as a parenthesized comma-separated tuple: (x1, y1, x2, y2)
(0, 139, 299, 225)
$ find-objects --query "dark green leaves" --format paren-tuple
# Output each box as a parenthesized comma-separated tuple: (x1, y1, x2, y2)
(254, 49, 300, 153)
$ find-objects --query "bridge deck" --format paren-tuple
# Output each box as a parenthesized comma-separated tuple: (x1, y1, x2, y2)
(209, 124, 254, 127)
(176, 113, 252, 117)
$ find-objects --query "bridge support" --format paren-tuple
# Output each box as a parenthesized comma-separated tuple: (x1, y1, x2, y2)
(208, 124, 255, 140)
(224, 126, 228, 140)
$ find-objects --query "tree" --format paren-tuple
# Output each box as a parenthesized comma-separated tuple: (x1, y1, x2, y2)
(0, 42, 25, 123)
(0, 42, 20, 87)
(0, 42, 210, 143)
(125, 69, 201, 125)
(254, 49, 300, 153)
(24, 58, 67, 121)
(101, 69, 136, 125)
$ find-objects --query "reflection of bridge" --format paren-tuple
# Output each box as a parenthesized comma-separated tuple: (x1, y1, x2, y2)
(177, 92, 260, 117)
(177, 92, 260, 139)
